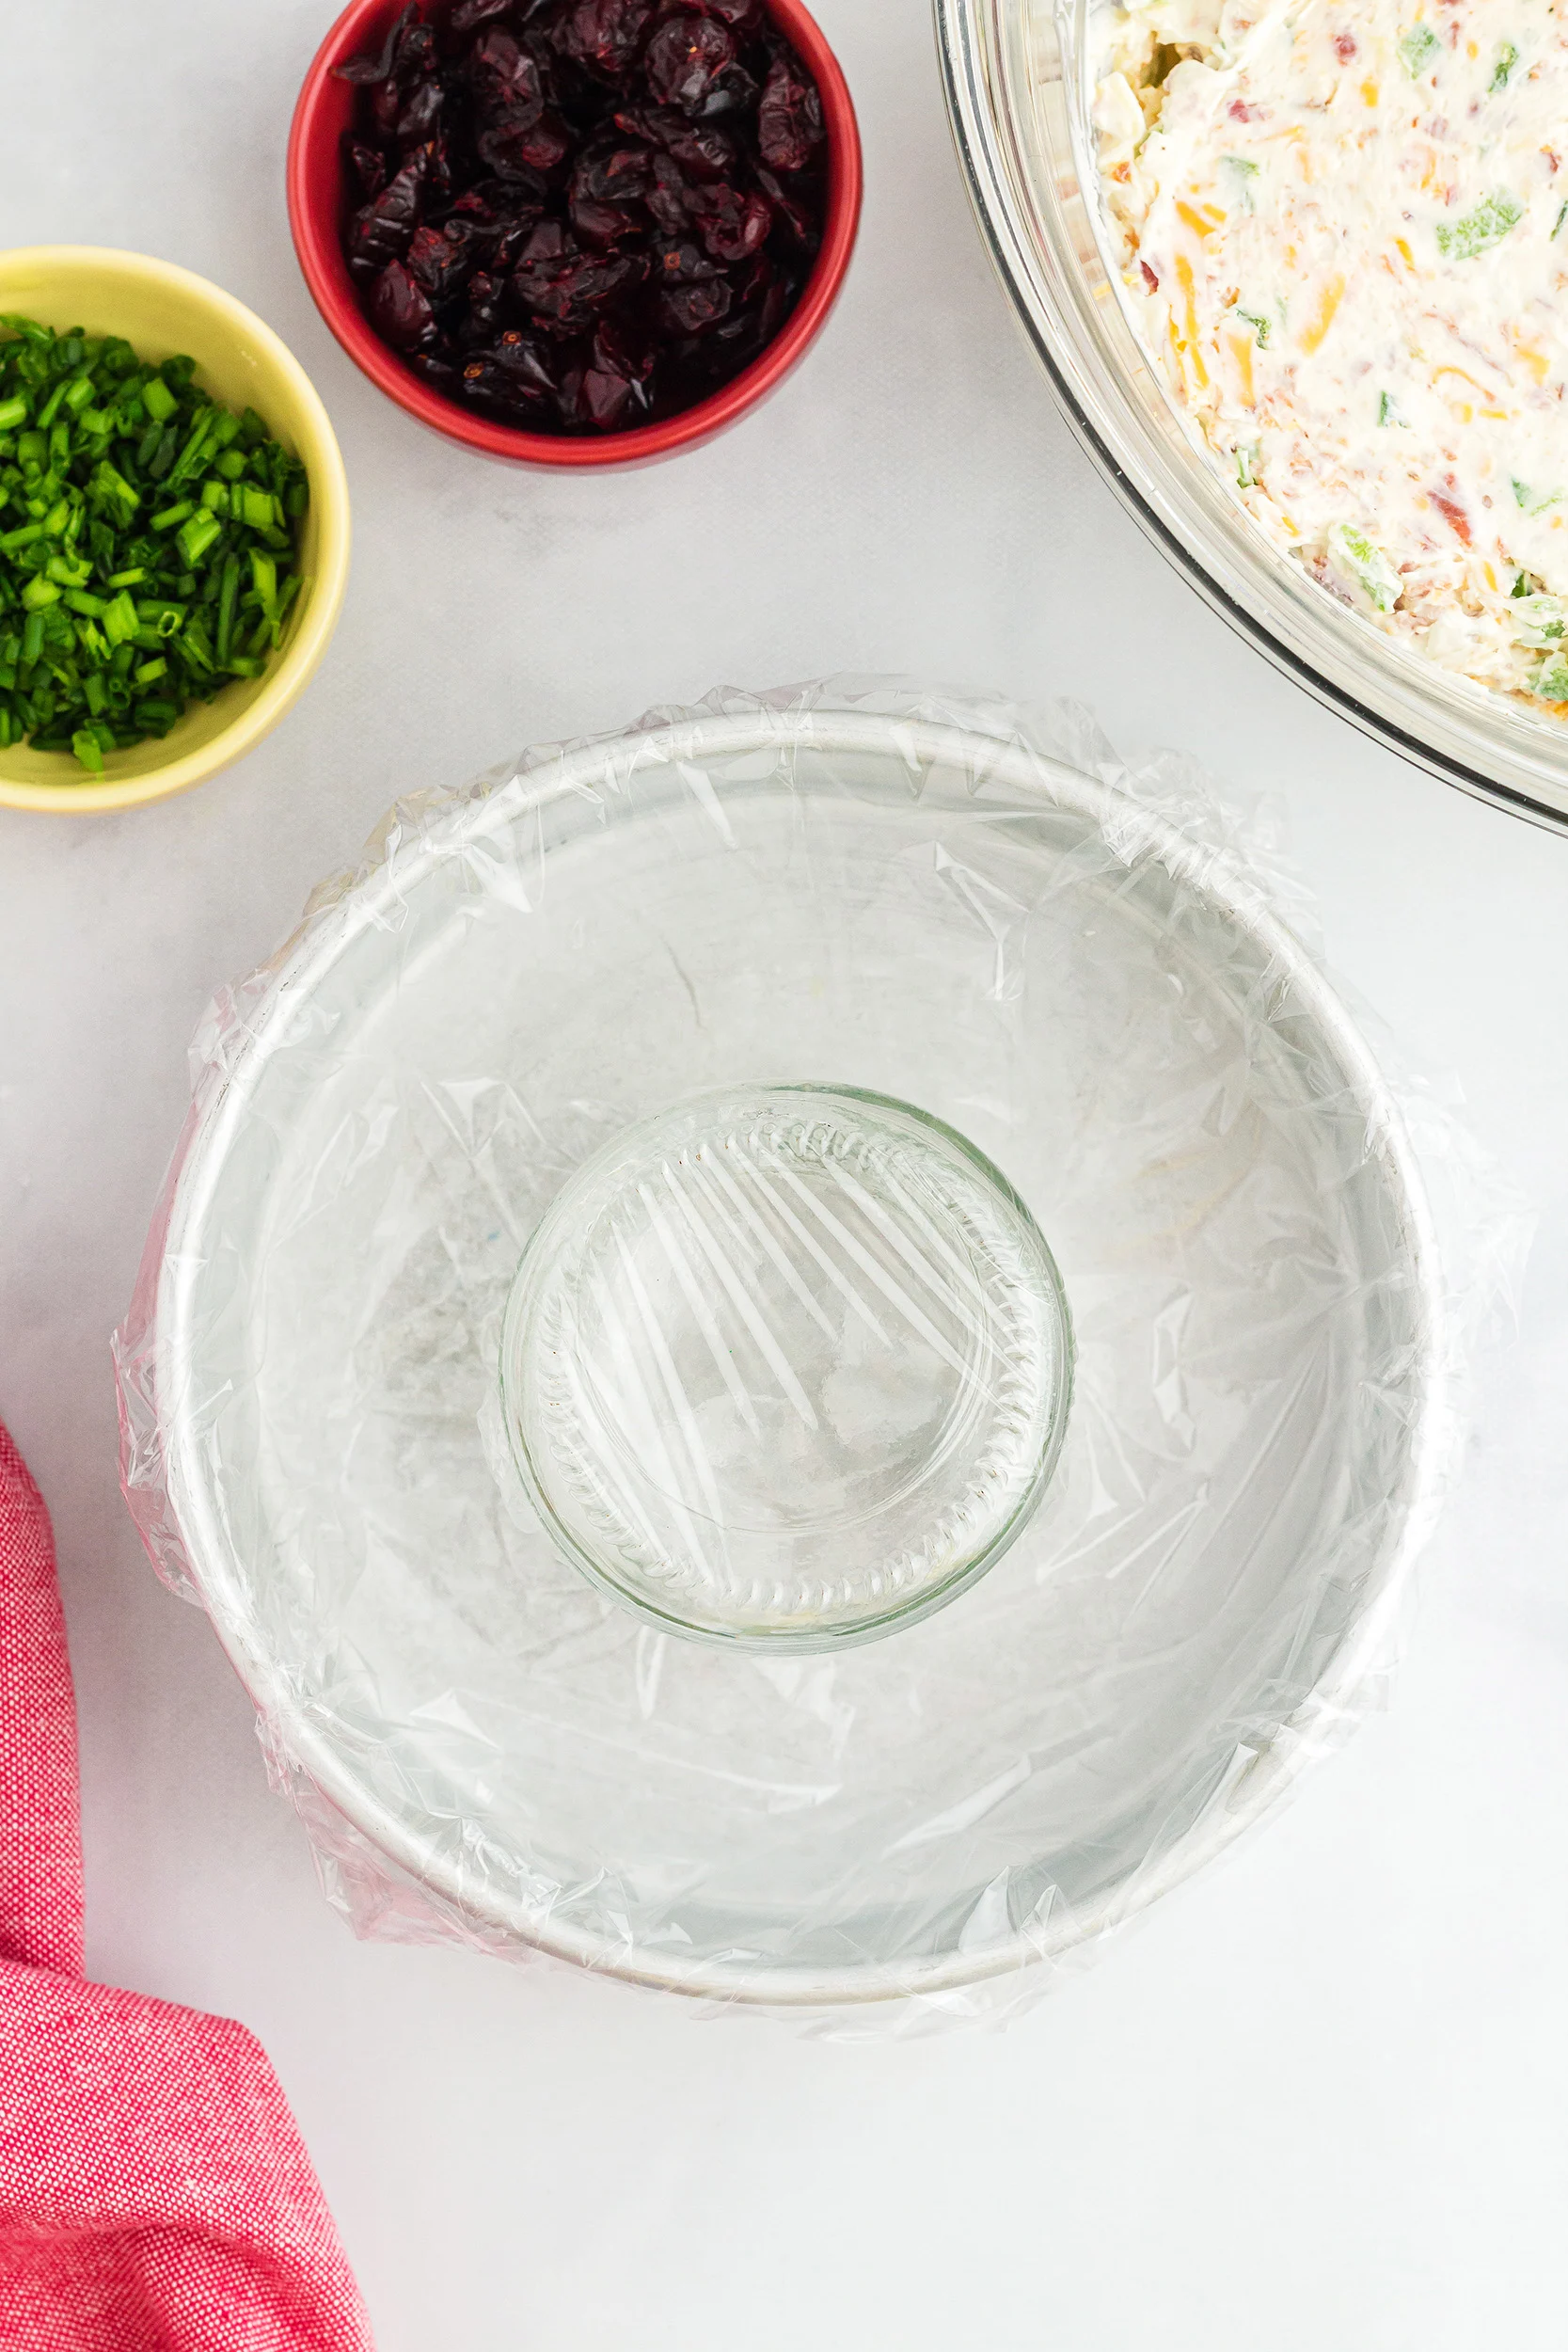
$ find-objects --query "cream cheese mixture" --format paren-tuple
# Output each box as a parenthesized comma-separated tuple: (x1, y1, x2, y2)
(1095, 0, 1568, 706)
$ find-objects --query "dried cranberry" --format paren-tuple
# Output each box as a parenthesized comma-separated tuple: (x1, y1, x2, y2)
(753, 164, 816, 246)
(397, 74, 446, 143)
(345, 136, 388, 199)
(757, 50, 822, 170)
(641, 151, 690, 231)
(479, 109, 571, 175)
(573, 142, 655, 203)
(569, 144, 652, 243)
(594, 312, 656, 382)
(645, 14, 736, 114)
(493, 327, 562, 396)
(349, 152, 426, 269)
(658, 277, 732, 333)
(333, 4, 418, 85)
(449, 0, 515, 31)
(531, 250, 645, 330)
(694, 181, 770, 261)
(649, 237, 723, 284)
(396, 23, 439, 83)
(582, 365, 636, 426)
(469, 29, 546, 122)
(458, 269, 510, 343)
(407, 351, 463, 392)
(406, 222, 473, 300)
(370, 260, 437, 348)
(556, 0, 657, 75)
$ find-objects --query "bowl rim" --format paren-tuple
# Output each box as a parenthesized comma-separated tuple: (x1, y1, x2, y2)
(0, 246, 351, 817)
(143, 705, 1451, 2007)
(933, 0, 1568, 838)
(286, 0, 863, 469)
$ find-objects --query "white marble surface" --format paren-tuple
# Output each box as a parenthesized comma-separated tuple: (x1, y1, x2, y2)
(2, 4, 1566, 2345)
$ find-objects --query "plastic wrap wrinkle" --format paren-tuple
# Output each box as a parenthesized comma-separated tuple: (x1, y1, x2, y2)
(112, 678, 1519, 2032)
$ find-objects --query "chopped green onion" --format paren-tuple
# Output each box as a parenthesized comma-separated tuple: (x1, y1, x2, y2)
(1399, 22, 1441, 78)
(1490, 42, 1518, 91)
(1326, 521, 1402, 616)
(215, 553, 240, 662)
(1436, 192, 1523, 262)
(102, 590, 139, 646)
(0, 313, 309, 774)
(176, 509, 223, 568)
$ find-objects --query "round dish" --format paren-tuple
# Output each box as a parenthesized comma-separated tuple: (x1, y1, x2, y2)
(934, 0, 1568, 833)
(119, 694, 1447, 2006)
(498, 1082, 1074, 1650)
(0, 247, 350, 817)
(287, 0, 863, 469)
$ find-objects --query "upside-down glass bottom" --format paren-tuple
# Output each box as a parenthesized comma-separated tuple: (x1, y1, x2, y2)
(499, 1086, 1073, 1649)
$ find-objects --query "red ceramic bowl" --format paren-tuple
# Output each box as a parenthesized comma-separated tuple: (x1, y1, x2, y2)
(288, 0, 862, 468)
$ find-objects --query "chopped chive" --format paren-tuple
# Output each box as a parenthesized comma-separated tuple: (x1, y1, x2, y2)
(0, 394, 27, 431)
(150, 500, 195, 532)
(104, 565, 147, 588)
(134, 656, 168, 685)
(21, 575, 61, 611)
(71, 727, 105, 772)
(142, 376, 178, 424)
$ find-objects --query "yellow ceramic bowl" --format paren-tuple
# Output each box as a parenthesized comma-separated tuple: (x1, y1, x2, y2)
(0, 247, 350, 815)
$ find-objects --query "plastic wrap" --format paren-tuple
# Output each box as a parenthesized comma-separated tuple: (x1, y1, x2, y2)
(113, 680, 1516, 2030)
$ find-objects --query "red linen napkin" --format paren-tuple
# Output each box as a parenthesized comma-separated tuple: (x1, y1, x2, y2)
(0, 1418, 374, 2351)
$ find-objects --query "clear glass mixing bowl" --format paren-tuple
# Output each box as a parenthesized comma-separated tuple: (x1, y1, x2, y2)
(934, 0, 1568, 833)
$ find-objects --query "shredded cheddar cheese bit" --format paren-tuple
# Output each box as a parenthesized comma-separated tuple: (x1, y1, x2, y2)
(1299, 274, 1345, 354)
